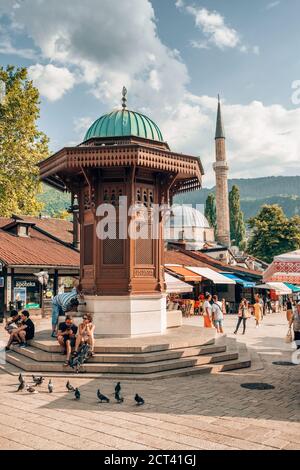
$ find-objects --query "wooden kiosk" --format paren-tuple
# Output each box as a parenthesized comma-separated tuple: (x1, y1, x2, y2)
(39, 89, 203, 336)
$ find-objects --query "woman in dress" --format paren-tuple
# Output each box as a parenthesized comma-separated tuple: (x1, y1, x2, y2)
(253, 298, 263, 328)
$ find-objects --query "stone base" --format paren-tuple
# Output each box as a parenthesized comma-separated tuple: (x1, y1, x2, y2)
(167, 310, 183, 328)
(78, 294, 167, 337)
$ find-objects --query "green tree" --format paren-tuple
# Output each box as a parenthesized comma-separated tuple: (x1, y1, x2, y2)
(229, 185, 246, 249)
(247, 204, 300, 263)
(0, 65, 49, 217)
(205, 193, 217, 234)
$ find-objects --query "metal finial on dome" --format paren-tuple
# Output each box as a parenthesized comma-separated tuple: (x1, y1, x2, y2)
(122, 86, 127, 109)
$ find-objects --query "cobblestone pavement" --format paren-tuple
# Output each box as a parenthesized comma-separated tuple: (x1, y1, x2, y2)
(0, 312, 299, 450)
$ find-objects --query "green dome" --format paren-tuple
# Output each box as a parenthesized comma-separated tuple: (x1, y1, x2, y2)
(84, 109, 164, 142)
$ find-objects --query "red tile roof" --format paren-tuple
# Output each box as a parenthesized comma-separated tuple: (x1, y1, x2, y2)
(0, 226, 79, 267)
(0, 216, 75, 245)
(165, 250, 220, 271)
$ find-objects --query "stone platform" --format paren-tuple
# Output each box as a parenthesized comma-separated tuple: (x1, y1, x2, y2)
(5, 326, 251, 380)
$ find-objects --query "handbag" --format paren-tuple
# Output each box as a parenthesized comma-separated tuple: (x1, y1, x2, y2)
(245, 308, 251, 319)
(285, 328, 293, 343)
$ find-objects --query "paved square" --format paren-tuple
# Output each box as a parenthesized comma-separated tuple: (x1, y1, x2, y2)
(0, 312, 299, 450)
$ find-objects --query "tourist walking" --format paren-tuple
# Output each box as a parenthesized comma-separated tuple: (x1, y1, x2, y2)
(203, 293, 213, 328)
(286, 297, 293, 323)
(212, 295, 224, 334)
(289, 301, 300, 349)
(234, 299, 250, 335)
(253, 298, 263, 328)
(51, 280, 81, 337)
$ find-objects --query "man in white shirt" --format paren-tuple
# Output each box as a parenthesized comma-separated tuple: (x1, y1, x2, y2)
(212, 295, 224, 334)
(203, 293, 213, 328)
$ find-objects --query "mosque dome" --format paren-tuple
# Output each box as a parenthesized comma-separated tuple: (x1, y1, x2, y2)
(84, 88, 163, 142)
(169, 205, 210, 229)
(84, 109, 163, 142)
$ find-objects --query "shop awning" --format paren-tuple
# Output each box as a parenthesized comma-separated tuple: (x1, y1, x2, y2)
(222, 273, 256, 288)
(256, 282, 292, 294)
(165, 273, 193, 294)
(186, 267, 236, 285)
(284, 283, 300, 293)
(165, 265, 202, 282)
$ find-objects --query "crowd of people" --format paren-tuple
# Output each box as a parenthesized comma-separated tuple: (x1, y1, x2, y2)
(4, 281, 300, 358)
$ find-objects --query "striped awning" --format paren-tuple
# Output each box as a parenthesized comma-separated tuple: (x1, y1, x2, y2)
(165, 273, 193, 294)
(186, 267, 236, 285)
(165, 265, 202, 282)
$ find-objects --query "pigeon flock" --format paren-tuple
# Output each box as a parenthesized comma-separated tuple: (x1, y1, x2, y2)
(16, 375, 145, 405)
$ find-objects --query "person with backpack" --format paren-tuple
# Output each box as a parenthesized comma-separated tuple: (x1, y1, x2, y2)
(51, 280, 82, 338)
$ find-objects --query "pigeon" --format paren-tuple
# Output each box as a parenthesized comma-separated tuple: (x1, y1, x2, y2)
(115, 392, 124, 404)
(134, 394, 145, 406)
(115, 382, 121, 395)
(48, 380, 54, 393)
(66, 381, 75, 392)
(18, 373, 24, 384)
(27, 385, 38, 394)
(32, 375, 44, 386)
(74, 388, 81, 400)
(97, 389, 110, 403)
(17, 380, 26, 392)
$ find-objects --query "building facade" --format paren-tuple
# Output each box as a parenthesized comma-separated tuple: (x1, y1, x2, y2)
(0, 216, 80, 318)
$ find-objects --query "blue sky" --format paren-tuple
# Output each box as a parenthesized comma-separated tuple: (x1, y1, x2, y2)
(0, 0, 300, 186)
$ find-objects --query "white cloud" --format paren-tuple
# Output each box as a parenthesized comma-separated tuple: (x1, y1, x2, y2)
(177, 3, 258, 55)
(0, 0, 298, 187)
(74, 116, 94, 140)
(0, 0, 188, 109)
(186, 6, 240, 49)
(0, 37, 37, 59)
(266, 1, 280, 10)
(28, 64, 76, 101)
(190, 39, 210, 50)
(163, 95, 300, 186)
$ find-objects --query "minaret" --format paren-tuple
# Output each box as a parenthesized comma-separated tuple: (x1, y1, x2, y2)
(213, 95, 230, 247)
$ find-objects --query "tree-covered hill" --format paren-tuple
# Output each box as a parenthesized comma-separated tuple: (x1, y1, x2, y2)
(39, 175, 300, 220)
(175, 176, 300, 220)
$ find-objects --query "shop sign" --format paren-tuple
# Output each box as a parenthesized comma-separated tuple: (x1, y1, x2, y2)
(15, 281, 37, 288)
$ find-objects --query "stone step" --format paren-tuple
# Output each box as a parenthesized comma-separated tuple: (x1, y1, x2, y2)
(4, 346, 251, 381)
(9, 342, 227, 364)
(28, 325, 216, 354)
(5, 346, 239, 375)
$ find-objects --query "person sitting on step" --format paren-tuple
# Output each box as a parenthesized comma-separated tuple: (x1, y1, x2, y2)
(51, 279, 82, 338)
(6, 310, 35, 350)
(73, 313, 95, 358)
(57, 315, 78, 366)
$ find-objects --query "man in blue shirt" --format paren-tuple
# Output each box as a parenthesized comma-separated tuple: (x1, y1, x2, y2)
(51, 280, 82, 337)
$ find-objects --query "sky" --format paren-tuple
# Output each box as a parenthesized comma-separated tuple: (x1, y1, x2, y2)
(0, 0, 300, 187)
